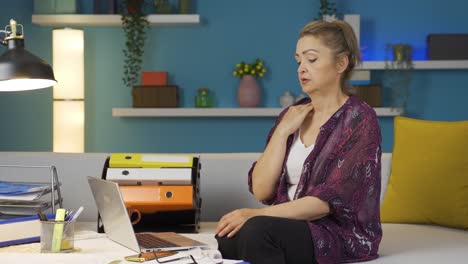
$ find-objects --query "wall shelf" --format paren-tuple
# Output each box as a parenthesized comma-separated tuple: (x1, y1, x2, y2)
(358, 60, 468, 70)
(112, 107, 403, 117)
(31, 14, 201, 27)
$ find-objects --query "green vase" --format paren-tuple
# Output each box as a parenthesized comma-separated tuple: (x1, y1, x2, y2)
(195, 88, 214, 108)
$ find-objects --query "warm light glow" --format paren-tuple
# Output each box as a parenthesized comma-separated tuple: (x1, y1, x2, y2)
(52, 28, 84, 153)
(53, 101, 84, 153)
(0, 79, 57, 91)
(53, 29, 84, 99)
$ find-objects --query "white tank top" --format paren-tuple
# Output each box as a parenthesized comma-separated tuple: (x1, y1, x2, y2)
(286, 131, 314, 200)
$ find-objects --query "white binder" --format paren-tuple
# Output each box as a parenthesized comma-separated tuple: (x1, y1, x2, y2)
(105, 168, 192, 185)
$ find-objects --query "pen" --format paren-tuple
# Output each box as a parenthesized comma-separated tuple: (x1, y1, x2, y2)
(37, 212, 48, 221)
(189, 255, 198, 264)
(70, 206, 84, 221)
(62, 206, 84, 236)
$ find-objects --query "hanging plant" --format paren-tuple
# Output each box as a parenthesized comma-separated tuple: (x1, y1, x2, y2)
(120, 0, 150, 89)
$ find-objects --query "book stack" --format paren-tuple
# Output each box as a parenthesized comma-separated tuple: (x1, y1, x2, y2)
(102, 153, 201, 233)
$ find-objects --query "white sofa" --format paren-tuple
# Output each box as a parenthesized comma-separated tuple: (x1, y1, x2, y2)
(0, 152, 467, 263)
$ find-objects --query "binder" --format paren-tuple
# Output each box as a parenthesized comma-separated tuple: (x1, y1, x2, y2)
(119, 185, 194, 213)
(109, 153, 193, 168)
(99, 155, 202, 233)
(0, 214, 54, 247)
(106, 168, 192, 185)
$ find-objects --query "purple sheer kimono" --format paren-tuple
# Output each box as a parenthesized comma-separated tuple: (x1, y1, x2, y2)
(248, 96, 382, 263)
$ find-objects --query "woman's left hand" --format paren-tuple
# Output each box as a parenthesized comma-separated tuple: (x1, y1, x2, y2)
(216, 208, 261, 238)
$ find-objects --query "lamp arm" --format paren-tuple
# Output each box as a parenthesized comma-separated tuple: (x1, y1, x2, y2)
(0, 30, 11, 46)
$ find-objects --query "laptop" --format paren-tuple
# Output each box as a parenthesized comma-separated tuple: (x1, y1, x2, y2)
(87, 176, 206, 253)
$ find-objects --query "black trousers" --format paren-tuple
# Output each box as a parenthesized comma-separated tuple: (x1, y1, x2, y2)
(216, 216, 317, 264)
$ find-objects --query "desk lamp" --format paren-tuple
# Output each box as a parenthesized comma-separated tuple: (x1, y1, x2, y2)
(0, 19, 56, 91)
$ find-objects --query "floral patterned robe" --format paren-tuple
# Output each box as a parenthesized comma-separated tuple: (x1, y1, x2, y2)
(248, 96, 382, 263)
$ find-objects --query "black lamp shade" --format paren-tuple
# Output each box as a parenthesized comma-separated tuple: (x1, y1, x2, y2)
(0, 38, 57, 91)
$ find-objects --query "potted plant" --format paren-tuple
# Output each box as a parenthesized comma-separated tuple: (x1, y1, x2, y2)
(384, 43, 414, 113)
(232, 59, 267, 107)
(317, 0, 337, 21)
(120, 0, 149, 89)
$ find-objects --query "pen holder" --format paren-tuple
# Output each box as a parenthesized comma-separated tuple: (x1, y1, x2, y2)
(40, 220, 75, 253)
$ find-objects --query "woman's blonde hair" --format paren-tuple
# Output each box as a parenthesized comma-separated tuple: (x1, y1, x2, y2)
(299, 20, 361, 93)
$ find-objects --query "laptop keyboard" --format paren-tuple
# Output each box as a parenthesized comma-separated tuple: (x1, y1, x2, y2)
(136, 233, 179, 249)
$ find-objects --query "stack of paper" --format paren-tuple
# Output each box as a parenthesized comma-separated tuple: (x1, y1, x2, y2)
(0, 181, 50, 201)
(155, 248, 246, 264)
(0, 181, 53, 216)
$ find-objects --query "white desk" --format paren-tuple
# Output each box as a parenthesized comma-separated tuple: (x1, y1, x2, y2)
(0, 222, 221, 264)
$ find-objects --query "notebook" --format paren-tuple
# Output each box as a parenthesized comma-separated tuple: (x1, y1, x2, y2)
(87, 177, 206, 253)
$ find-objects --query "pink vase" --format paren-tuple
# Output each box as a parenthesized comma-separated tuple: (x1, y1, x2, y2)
(237, 75, 260, 107)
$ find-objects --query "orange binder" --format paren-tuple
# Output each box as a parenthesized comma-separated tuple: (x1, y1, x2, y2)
(119, 185, 194, 213)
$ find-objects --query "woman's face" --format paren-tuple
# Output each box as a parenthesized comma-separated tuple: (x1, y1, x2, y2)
(295, 35, 341, 94)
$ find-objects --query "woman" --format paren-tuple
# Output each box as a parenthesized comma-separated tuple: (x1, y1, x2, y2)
(216, 20, 382, 264)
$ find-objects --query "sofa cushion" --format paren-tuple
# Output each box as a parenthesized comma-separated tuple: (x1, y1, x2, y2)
(381, 117, 468, 229)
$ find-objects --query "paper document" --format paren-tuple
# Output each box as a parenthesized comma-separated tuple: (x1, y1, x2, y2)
(156, 248, 223, 264)
(0, 181, 49, 195)
(0, 192, 46, 201)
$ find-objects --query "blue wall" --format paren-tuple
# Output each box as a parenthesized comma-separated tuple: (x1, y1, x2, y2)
(0, 0, 467, 153)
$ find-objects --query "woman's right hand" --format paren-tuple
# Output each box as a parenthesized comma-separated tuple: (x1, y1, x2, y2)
(276, 103, 314, 137)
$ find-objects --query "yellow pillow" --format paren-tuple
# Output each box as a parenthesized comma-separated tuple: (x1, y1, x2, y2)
(381, 117, 468, 229)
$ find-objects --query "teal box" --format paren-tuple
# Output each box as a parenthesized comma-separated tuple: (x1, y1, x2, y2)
(34, 0, 77, 14)
(55, 0, 77, 14)
(34, 0, 55, 14)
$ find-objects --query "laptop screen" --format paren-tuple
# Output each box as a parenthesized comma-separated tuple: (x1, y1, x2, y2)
(87, 176, 141, 252)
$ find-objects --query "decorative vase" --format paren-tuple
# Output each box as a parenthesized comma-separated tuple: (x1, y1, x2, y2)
(195, 88, 214, 108)
(392, 44, 412, 63)
(280, 91, 295, 108)
(322, 14, 337, 22)
(237, 75, 260, 107)
(154, 0, 172, 14)
(178, 0, 190, 14)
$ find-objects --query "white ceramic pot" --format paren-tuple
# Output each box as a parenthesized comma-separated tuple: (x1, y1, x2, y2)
(280, 91, 295, 108)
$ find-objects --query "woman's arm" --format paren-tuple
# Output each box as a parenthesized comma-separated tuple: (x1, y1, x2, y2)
(260, 196, 330, 220)
(251, 103, 314, 201)
(216, 197, 329, 238)
(251, 131, 289, 201)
